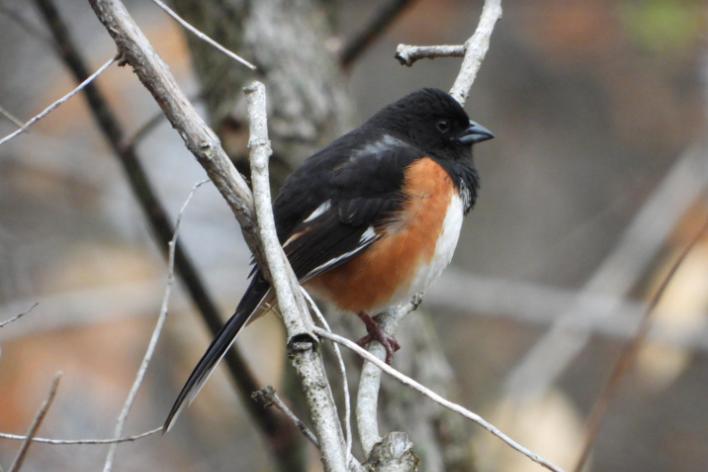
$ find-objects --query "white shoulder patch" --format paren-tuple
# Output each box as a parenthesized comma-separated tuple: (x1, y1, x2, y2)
(353, 134, 407, 160)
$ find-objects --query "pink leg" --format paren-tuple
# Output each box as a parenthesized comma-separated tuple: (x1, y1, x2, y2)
(354, 312, 401, 364)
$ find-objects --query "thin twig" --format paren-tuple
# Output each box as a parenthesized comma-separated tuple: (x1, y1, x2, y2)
(245, 80, 348, 472)
(102, 180, 207, 472)
(254, 387, 319, 447)
(147, 0, 255, 70)
(34, 0, 281, 451)
(573, 213, 708, 472)
(0, 103, 24, 129)
(315, 328, 566, 472)
(0, 427, 161, 445)
(0, 303, 37, 328)
(301, 289, 352, 464)
(8, 372, 62, 472)
(340, 0, 419, 68)
(395, 44, 465, 66)
(0, 56, 117, 147)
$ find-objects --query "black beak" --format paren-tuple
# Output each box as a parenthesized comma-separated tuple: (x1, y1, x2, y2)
(459, 120, 494, 145)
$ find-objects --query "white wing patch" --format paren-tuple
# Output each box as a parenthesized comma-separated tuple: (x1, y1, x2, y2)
(302, 225, 379, 281)
(303, 200, 332, 223)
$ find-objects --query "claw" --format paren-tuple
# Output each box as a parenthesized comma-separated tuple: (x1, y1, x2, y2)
(355, 312, 400, 364)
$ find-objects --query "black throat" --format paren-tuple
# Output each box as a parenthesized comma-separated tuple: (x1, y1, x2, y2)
(432, 156, 480, 215)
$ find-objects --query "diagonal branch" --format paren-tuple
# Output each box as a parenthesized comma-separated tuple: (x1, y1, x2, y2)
(316, 328, 565, 472)
(573, 211, 708, 472)
(147, 0, 255, 70)
(8, 373, 61, 472)
(0, 303, 37, 329)
(101, 181, 206, 472)
(0, 56, 116, 147)
(34, 0, 299, 464)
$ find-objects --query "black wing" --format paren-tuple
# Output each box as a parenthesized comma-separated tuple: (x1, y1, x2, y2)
(273, 131, 424, 280)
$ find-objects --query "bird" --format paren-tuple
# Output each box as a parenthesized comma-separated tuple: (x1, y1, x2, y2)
(163, 87, 493, 432)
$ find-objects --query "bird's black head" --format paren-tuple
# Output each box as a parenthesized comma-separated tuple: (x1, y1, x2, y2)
(369, 88, 493, 160)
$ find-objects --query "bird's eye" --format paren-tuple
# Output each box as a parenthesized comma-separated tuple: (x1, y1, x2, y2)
(436, 120, 450, 133)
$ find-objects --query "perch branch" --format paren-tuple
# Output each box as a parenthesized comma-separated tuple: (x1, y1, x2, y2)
(245, 80, 347, 472)
(102, 180, 206, 472)
(355, 296, 421, 457)
(301, 288, 353, 464)
(8, 372, 61, 472)
(316, 328, 565, 472)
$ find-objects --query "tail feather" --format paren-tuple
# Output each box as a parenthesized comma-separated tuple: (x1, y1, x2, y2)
(163, 274, 270, 433)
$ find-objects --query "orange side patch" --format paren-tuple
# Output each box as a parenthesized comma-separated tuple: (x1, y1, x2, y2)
(306, 157, 454, 313)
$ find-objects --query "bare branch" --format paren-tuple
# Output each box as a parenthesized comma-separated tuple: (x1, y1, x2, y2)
(0, 103, 24, 129)
(34, 0, 284, 451)
(8, 372, 61, 472)
(504, 142, 708, 402)
(315, 328, 566, 472)
(0, 303, 37, 328)
(573, 212, 708, 472)
(393, 0, 502, 105)
(0, 428, 161, 445)
(102, 180, 207, 472)
(341, 0, 419, 68)
(0, 56, 117, 147)
(448, 0, 502, 104)
(245, 80, 347, 472)
(148, 0, 255, 70)
(87, 0, 264, 267)
(395, 44, 465, 66)
(356, 296, 421, 457)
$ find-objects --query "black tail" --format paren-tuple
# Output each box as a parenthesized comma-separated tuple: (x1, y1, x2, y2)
(163, 274, 270, 432)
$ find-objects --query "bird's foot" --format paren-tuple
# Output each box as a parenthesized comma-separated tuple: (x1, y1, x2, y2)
(355, 312, 400, 364)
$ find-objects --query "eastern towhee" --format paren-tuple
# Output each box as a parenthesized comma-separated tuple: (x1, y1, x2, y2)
(164, 88, 493, 431)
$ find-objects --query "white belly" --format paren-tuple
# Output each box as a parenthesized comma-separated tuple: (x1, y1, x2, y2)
(393, 193, 464, 304)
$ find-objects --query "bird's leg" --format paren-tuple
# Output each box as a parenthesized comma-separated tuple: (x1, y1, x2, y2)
(354, 312, 400, 364)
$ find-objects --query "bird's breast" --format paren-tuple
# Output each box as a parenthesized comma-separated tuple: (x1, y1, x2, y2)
(306, 157, 465, 313)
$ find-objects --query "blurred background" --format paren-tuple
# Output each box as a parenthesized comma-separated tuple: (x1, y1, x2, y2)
(1, 0, 708, 471)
